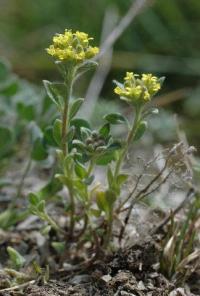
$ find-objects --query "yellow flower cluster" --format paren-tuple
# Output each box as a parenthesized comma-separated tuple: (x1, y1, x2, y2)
(114, 72, 161, 104)
(46, 30, 99, 63)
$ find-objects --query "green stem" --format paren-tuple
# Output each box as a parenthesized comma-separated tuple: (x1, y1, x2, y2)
(113, 107, 141, 180)
(61, 100, 69, 156)
(60, 72, 75, 237)
(61, 75, 73, 156)
(68, 186, 75, 238)
(104, 107, 142, 246)
(75, 159, 95, 240)
(43, 212, 66, 235)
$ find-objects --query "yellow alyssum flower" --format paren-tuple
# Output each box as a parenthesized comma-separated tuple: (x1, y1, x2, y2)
(142, 74, 161, 96)
(46, 30, 99, 63)
(114, 72, 161, 104)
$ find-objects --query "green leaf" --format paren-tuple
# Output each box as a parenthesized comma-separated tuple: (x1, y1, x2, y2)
(74, 161, 87, 178)
(84, 175, 95, 185)
(0, 78, 19, 96)
(107, 166, 114, 187)
(105, 190, 117, 209)
(0, 126, 13, 158)
(107, 141, 122, 151)
(17, 102, 35, 121)
(32, 261, 42, 274)
(31, 138, 48, 161)
(104, 113, 127, 125)
(96, 191, 108, 212)
(7, 247, 25, 269)
(53, 119, 62, 145)
(72, 139, 86, 151)
(43, 80, 65, 109)
(41, 225, 52, 235)
(51, 242, 65, 254)
(37, 200, 45, 213)
(99, 123, 110, 139)
(69, 98, 84, 120)
(80, 127, 91, 141)
(76, 60, 98, 79)
(66, 126, 75, 142)
(28, 193, 40, 206)
(116, 174, 129, 186)
(55, 174, 71, 187)
(96, 151, 116, 165)
(63, 155, 74, 174)
(38, 178, 63, 200)
(44, 126, 57, 147)
(134, 121, 147, 141)
(0, 209, 28, 230)
(70, 118, 91, 129)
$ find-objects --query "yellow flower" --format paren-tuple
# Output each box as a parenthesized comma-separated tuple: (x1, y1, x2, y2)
(114, 72, 161, 104)
(142, 74, 161, 96)
(46, 29, 99, 63)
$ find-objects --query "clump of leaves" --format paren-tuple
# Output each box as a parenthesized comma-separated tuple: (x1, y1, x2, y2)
(28, 29, 164, 258)
(0, 58, 60, 230)
(160, 195, 200, 284)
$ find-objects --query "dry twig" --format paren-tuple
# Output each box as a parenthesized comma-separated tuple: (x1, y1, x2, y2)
(118, 142, 194, 242)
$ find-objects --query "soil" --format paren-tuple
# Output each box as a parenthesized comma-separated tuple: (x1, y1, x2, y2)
(0, 240, 198, 296)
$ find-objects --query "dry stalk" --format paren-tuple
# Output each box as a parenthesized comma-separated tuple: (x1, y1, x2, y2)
(118, 142, 195, 242)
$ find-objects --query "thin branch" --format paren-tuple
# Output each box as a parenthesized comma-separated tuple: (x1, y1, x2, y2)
(118, 142, 184, 242)
(152, 187, 196, 235)
(117, 152, 163, 212)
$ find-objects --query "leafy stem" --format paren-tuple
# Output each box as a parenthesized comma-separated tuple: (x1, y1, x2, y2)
(113, 106, 142, 180)
(61, 72, 74, 156)
(61, 100, 69, 156)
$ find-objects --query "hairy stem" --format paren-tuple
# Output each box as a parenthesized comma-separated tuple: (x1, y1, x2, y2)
(104, 107, 141, 246)
(61, 100, 69, 156)
(61, 71, 76, 237)
(114, 108, 141, 179)
(61, 74, 73, 156)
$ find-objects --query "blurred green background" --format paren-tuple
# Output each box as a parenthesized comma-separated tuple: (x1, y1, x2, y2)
(1, 0, 200, 147)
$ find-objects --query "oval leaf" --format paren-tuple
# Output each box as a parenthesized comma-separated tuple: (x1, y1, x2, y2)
(43, 80, 65, 109)
(53, 119, 62, 145)
(134, 121, 147, 141)
(104, 113, 127, 125)
(69, 98, 84, 120)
